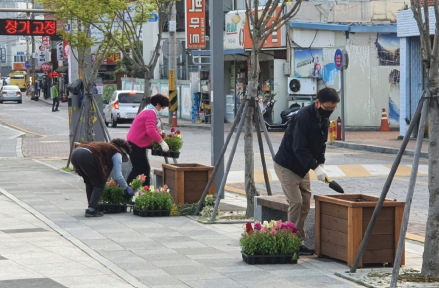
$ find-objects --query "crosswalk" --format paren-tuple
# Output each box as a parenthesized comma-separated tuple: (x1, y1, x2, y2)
(226, 164, 429, 184)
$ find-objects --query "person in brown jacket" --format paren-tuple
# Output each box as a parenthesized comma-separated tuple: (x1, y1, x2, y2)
(71, 138, 134, 217)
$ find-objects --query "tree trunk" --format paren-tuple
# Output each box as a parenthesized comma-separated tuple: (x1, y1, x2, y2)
(244, 45, 260, 217)
(422, 73, 439, 275)
(85, 89, 94, 142)
(138, 70, 152, 113)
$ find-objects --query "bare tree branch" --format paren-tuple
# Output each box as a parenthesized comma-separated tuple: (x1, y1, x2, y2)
(261, 0, 302, 35)
(432, 0, 439, 62)
(260, 0, 281, 29)
(424, 0, 433, 58)
(245, 0, 258, 49)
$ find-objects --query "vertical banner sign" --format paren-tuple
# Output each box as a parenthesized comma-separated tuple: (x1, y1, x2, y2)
(37, 47, 47, 67)
(334, 49, 343, 70)
(56, 42, 63, 61)
(185, 0, 206, 49)
(0, 47, 4, 63)
(168, 69, 178, 111)
(42, 36, 50, 49)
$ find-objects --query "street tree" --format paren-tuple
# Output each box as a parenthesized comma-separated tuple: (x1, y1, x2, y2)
(410, 0, 439, 277)
(243, 0, 302, 217)
(38, 0, 126, 142)
(103, 0, 175, 112)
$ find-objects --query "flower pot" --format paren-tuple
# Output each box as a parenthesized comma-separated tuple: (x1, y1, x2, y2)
(97, 203, 128, 213)
(133, 209, 170, 217)
(314, 194, 405, 267)
(241, 253, 297, 265)
(170, 151, 180, 158)
(151, 149, 161, 156)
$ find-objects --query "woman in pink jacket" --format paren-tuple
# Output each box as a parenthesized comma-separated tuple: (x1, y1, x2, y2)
(127, 94, 170, 186)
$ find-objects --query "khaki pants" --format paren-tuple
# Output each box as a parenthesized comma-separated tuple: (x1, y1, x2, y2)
(274, 162, 312, 240)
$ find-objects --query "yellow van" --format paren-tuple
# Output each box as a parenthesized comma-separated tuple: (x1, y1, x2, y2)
(9, 71, 27, 92)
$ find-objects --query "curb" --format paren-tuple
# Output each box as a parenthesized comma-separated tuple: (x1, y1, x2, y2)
(329, 141, 428, 159)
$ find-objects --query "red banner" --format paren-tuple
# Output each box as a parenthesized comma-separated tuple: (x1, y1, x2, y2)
(91, 52, 121, 65)
(185, 0, 206, 49)
(244, 6, 283, 49)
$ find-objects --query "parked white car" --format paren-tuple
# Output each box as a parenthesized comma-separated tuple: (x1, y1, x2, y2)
(103, 90, 144, 127)
(0, 85, 22, 104)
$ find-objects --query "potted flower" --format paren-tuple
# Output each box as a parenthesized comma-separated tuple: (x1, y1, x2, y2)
(97, 179, 132, 213)
(133, 184, 173, 217)
(151, 128, 183, 158)
(240, 220, 301, 265)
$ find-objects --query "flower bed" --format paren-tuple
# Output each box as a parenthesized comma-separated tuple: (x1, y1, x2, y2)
(240, 220, 301, 265)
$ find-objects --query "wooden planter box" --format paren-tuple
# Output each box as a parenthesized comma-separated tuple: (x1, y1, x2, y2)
(314, 194, 405, 267)
(162, 163, 215, 204)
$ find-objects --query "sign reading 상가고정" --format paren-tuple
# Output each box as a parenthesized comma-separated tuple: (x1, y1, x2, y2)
(185, 0, 205, 49)
(0, 19, 56, 36)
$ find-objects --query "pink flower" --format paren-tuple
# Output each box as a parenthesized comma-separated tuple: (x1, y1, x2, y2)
(176, 130, 180, 134)
(155, 188, 159, 193)
(171, 128, 175, 132)
(163, 185, 168, 191)
(143, 186, 149, 191)
(254, 222, 262, 231)
(270, 228, 277, 235)
(260, 227, 267, 233)
(245, 222, 253, 234)
(139, 192, 145, 196)
(139, 174, 146, 182)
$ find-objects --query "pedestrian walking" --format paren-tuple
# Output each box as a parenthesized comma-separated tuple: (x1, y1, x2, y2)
(36, 80, 41, 98)
(51, 82, 60, 112)
(273, 87, 340, 256)
(92, 83, 98, 95)
(71, 139, 134, 217)
(126, 94, 170, 186)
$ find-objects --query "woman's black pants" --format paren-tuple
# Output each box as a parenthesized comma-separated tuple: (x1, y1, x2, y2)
(127, 142, 150, 186)
(71, 148, 105, 209)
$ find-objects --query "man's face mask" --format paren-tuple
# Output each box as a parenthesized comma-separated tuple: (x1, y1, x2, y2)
(317, 101, 337, 119)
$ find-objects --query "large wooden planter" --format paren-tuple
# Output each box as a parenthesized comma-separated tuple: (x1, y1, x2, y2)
(162, 163, 215, 204)
(314, 194, 405, 267)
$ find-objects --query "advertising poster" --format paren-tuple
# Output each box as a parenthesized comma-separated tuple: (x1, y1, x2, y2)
(388, 69, 401, 126)
(377, 33, 400, 66)
(181, 86, 192, 119)
(294, 49, 324, 78)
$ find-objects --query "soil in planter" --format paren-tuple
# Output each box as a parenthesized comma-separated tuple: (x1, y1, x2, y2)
(242, 253, 298, 265)
(133, 209, 170, 217)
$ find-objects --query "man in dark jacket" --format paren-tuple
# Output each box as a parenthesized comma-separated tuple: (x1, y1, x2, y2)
(274, 87, 340, 255)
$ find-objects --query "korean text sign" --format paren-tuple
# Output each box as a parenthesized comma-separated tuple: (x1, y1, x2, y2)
(0, 19, 56, 36)
(185, 0, 206, 49)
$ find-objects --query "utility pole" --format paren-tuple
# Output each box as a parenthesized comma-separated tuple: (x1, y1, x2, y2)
(25, 0, 30, 87)
(31, 0, 35, 88)
(209, 0, 225, 195)
(168, 2, 177, 124)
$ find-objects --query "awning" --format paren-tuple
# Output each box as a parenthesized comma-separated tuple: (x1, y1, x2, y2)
(55, 66, 68, 73)
(191, 49, 247, 56)
(191, 49, 248, 61)
(289, 22, 397, 33)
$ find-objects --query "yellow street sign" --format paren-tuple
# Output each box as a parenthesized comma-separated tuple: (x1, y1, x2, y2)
(169, 69, 175, 90)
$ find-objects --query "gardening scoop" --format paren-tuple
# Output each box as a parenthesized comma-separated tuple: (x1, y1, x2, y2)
(325, 177, 344, 194)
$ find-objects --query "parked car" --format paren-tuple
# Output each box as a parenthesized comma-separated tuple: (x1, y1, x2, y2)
(0, 85, 22, 104)
(103, 90, 144, 127)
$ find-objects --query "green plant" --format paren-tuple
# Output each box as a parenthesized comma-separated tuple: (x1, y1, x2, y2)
(129, 174, 146, 192)
(134, 184, 173, 211)
(152, 129, 183, 152)
(240, 220, 301, 257)
(100, 180, 130, 205)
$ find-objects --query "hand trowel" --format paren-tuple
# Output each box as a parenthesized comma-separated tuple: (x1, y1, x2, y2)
(325, 177, 344, 193)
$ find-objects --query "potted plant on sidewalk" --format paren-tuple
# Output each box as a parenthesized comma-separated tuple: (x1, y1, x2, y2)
(97, 179, 132, 213)
(133, 184, 173, 217)
(240, 220, 301, 265)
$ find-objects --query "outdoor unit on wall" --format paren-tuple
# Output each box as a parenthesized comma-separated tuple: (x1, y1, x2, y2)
(287, 77, 317, 95)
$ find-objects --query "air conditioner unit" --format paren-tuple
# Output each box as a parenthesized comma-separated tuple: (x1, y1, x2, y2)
(287, 77, 317, 95)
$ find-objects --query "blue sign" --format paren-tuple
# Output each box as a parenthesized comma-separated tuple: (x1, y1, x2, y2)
(334, 49, 343, 70)
(25, 61, 31, 68)
(148, 13, 158, 22)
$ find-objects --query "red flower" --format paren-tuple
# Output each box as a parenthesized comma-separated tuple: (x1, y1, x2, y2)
(245, 222, 253, 234)
(171, 128, 175, 132)
(176, 130, 181, 134)
(254, 222, 262, 230)
(168, 134, 173, 138)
